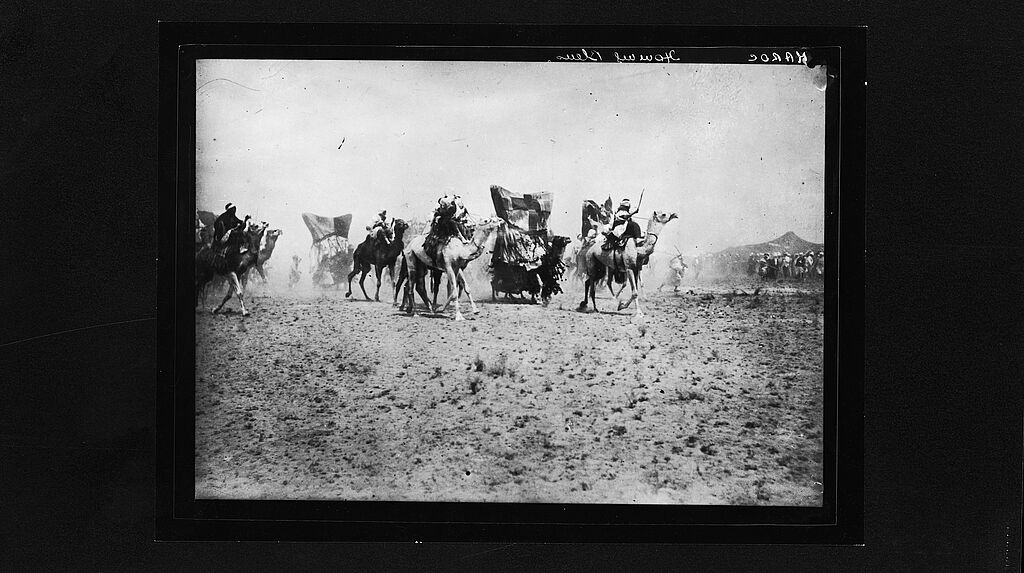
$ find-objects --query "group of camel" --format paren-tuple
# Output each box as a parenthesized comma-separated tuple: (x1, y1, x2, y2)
(194, 221, 282, 316)
(195, 209, 678, 321)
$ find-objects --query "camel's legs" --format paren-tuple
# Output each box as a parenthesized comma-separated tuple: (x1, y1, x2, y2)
(617, 269, 639, 312)
(358, 266, 372, 300)
(441, 273, 470, 313)
(431, 271, 444, 308)
(386, 262, 396, 286)
(213, 272, 245, 315)
(577, 278, 590, 311)
(373, 265, 384, 302)
(403, 276, 415, 314)
(606, 269, 618, 299)
(344, 264, 360, 298)
(438, 264, 463, 320)
(440, 276, 456, 312)
(394, 259, 407, 307)
(579, 274, 600, 312)
(411, 262, 434, 314)
(232, 273, 249, 316)
(459, 270, 479, 314)
(400, 258, 415, 313)
(630, 269, 643, 317)
(212, 277, 234, 314)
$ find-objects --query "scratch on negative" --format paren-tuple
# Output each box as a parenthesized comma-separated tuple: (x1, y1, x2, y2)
(196, 78, 262, 93)
(0, 317, 156, 349)
(452, 544, 517, 562)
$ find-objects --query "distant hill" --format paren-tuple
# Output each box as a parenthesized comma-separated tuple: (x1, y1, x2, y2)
(715, 231, 823, 255)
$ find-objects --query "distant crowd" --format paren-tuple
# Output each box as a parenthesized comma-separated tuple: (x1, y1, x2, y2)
(692, 250, 824, 281)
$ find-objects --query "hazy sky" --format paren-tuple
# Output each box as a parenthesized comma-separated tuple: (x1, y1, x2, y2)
(196, 59, 825, 261)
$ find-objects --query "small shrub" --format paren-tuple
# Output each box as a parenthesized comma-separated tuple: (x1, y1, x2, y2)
(472, 355, 485, 372)
(487, 353, 509, 377)
(625, 390, 639, 409)
(573, 347, 584, 363)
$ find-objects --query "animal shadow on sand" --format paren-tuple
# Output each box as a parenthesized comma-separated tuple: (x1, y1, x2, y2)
(392, 311, 470, 320)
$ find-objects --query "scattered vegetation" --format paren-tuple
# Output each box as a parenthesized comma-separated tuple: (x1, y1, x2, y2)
(625, 390, 639, 409)
(573, 346, 585, 363)
(486, 353, 517, 378)
(675, 389, 705, 402)
(336, 361, 375, 376)
(468, 374, 483, 395)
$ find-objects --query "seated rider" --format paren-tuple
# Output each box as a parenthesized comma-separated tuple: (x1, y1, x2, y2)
(602, 198, 640, 250)
(214, 203, 252, 255)
(368, 209, 391, 246)
(214, 203, 244, 244)
(424, 194, 469, 259)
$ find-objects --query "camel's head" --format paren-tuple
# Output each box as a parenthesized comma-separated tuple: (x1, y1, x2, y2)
(392, 218, 410, 235)
(644, 211, 678, 241)
(547, 235, 572, 258)
(246, 220, 268, 237)
(650, 211, 678, 224)
(267, 229, 282, 241)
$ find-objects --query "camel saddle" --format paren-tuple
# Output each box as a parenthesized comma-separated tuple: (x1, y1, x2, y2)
(422, 233, 449, 264)
(601, 219, 642, 251)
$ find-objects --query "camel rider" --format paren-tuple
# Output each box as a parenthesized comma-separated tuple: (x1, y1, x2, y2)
(438, 194, 470, 238)
(214, 203, 245, 245)
(603, 198, 639, 250)
(424, 194, 469, 258)
(368, 210, 391, 246)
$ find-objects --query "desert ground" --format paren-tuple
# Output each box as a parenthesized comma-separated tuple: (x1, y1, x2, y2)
(195, 269, 824, 505)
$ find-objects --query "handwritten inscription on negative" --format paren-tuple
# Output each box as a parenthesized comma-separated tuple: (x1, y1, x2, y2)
(554, 49, 681, 63)
(554, 48, 811, 65)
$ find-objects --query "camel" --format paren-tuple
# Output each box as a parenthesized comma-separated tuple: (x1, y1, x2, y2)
(195, 221, 268, 316)
(252, 229, 282, 282)
(346, 219, 410, 301)
(576, 223, 628, 298)
(206, 228, 280, 295)
(576, 211, 678, 318)
(400, 218, 502, 321)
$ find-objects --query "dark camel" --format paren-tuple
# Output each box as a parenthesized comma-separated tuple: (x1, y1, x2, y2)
(346, 219, 410, 301)
(195, 221, 268, 316)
